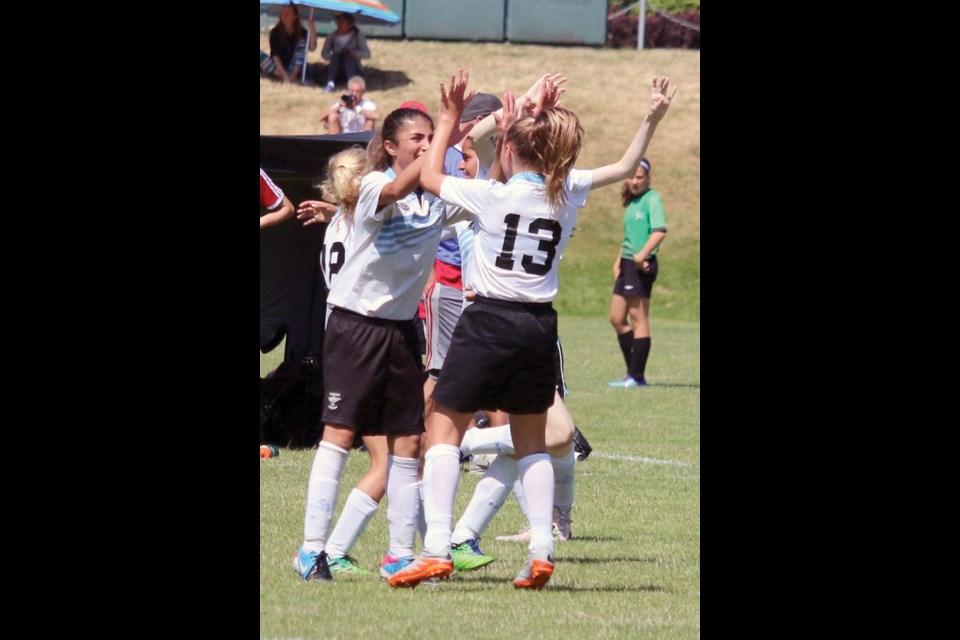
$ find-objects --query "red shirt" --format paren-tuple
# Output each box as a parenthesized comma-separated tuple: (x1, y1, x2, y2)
(260, 168, 284, 210)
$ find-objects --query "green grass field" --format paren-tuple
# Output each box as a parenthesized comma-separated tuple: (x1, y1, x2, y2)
(261, 34, 700, 639)
(260, 316, 700, 639)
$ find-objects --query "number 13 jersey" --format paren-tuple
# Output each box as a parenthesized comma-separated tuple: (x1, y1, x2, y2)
(439, 170, 592, 303)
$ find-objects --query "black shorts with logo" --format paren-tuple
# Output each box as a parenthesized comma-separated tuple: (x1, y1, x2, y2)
(321, 307, 425, 436)
(612, 255, 658, 298)
(433, 296, 558, 415)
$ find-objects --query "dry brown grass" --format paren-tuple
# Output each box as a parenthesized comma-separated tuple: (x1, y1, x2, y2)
(261, 38, 700, 318)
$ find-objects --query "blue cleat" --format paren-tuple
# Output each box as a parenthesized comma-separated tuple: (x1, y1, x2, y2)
(293, 546, 334, 582)
(379, 553, 415, 580)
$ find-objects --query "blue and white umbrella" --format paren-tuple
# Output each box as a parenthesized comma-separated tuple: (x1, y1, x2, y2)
(261, 1, 400, 82)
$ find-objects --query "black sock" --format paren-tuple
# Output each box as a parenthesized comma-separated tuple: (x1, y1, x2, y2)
(617, 332, 633, 369)
(629, 337, 651, 382)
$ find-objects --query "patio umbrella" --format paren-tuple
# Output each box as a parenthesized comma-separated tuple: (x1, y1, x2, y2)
(261, 1, 400, 82)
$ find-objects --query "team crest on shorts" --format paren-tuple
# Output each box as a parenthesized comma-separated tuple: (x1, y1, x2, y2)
(327, 392, 341, 410)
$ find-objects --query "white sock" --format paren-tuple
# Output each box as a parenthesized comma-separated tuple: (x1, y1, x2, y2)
(452, 454, 518, 545)
(417, 480, 427, 545)
(551, 446, 576, 514)
(518, 453, 555, 556)
(325, 488, 379, 559)
(385, 455, 420, 559)
(422, 444, 461, 557)
(461, 424, 515, 456)
(303, 441, 350, 553)
(513, 477, 529, 520)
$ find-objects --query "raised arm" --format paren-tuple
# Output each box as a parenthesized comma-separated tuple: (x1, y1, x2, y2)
(421, 69, 474, 196)
(377, 154, 429, 209)
(469, 73, 567, 152)
(589, 77, 676, 190)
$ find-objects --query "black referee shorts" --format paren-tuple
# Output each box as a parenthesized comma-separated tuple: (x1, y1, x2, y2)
(433, 296, 558, 415)
(612, 255, 658, 298)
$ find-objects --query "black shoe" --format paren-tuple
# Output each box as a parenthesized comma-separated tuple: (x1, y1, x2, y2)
(293, 547, 334, 582)
(572, 426, 592, 462)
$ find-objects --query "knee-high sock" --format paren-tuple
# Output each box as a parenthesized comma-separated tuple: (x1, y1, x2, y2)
(518, 453, 555, 556)
(451, 454, 518, 545)
(629, 337, 651, 382)
(325, 488, 379, 559)
(385, 455, 420, 558)
(417, 480, 427, 545)
(617, 331, 634, 370)
(551, 447, 576, 514)
(303, 441, 350, 553)
(422, 444, 461, 557)
(461, 424, 515, 457)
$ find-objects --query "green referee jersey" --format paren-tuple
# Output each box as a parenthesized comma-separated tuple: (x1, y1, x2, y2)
(621, 189, 666, 260)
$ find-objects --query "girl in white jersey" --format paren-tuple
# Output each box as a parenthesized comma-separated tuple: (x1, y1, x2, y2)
(293, 109, 467, 583)
(389, 71, 676, 590)
(297, 148, 396, 577)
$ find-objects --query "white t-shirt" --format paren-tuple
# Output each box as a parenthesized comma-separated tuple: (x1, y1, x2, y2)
(327, 169, 467, 319)
(331, 97, 377, 133)
(439, 169, 592, 303)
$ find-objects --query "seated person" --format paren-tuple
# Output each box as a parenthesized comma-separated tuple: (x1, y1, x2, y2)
(320, 13, 370, 92)
(323, 76, 380, 134)
(264, 4, 317, 84)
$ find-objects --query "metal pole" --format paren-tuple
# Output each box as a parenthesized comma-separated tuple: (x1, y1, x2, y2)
(302, 8, 314, 85)
(637, 0, 646, 50)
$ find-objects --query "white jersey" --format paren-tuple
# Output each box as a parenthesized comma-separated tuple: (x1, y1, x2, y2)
(321, 210, 353, 292)
(439, 170, 592, 303)
(327, 169, 466, 319)
(321, 210, 354, 325)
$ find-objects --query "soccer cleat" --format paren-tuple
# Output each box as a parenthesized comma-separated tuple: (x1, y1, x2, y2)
(293, 547, 334, 582)
(553, 507, 573, 541)
(572, 426, 593, 462)
(387, 554, 454, 588)
(513, 548, 555, 590)
(607, 376, 646, 388)
(327, 554, 373, 575)
(451, 539, 495, 571)
(378, 553, 414, 580)
(324, 81, 336, 92)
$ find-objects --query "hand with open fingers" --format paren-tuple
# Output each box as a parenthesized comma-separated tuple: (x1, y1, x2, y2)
(497, 90, 520, 140)
(524, 73, 567, 105)
(439, 68, 476, 120)
(531, 78, 566, 117)
(649, 76, 677, 121)
(296, 200, 338, 226)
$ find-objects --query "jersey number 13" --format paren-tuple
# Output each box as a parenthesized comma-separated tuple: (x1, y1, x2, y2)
(494, 214, 562, 276)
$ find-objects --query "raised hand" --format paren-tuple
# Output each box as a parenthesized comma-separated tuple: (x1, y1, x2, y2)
(649, 76, 677, 121)
(496, 90, 520, 140)
(523, 72, 567, 107)
(531, 77, 566, 117)
(439, 68, 476, 121)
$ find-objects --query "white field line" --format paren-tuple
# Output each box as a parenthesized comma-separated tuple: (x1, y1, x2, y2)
(593, 453, 691, 467)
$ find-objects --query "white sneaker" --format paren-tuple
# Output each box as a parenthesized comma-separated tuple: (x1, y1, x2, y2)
(324, 81, 335, 92)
